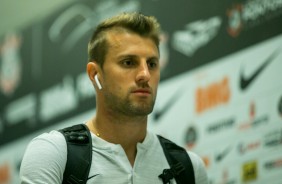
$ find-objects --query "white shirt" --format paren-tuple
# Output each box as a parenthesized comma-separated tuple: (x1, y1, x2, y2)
(20, 130, 208, 184)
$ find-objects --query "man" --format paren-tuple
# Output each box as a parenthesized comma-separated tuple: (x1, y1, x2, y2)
(20, 12, 208, 184)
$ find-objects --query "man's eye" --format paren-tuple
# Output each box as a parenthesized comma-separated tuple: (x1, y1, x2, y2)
(122, 60, 134, 67)
(148, 60, 158, 69)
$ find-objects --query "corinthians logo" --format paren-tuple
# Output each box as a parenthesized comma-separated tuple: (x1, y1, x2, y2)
(184, 125, 198, 149)
(0, 33, 22, 96)
(227, 4, 243, 37)
(227, 0, 282, 37)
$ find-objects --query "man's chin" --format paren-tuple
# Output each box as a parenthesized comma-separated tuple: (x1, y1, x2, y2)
(130, 105, 154, 116)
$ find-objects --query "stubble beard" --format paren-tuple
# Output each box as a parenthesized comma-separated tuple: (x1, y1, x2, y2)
(104, 89, 156, 117)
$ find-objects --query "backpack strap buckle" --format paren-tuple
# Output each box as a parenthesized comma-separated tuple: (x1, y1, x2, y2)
(159, 162, 185, 184)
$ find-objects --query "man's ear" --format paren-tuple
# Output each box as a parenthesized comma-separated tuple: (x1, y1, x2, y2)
(87, 61, 103, 90)
(87, 61, 99, 81)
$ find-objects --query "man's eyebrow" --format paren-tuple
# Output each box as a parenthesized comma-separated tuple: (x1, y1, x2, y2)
(117, 55, 137, 59)
(116, 54, 159, 61)
(148, 56, 159, 60)
(117, 54, 137, 60)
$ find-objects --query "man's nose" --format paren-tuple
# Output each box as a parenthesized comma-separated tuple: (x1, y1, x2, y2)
(136, 62, 151, 83)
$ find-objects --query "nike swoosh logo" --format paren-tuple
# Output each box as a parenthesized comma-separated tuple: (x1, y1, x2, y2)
(279, 95, 282, 117)
(215, 146, 232, 162)
(88, 174, 100, 180)
(153, 89, 183, 121)
(240, 48, 280, 91)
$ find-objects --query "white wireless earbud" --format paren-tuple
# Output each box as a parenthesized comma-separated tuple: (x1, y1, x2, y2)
(94, 74, 102, 90)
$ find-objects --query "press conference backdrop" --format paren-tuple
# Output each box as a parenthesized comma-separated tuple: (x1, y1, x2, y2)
(0, 0, 282, 183)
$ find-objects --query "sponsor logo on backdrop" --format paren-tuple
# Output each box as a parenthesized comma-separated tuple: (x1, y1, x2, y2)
(196, 76, 231, 114)
(210, 169, 236, 184)
(238, 140, 261, 155)
(242, 160, 258, 182)
(227, 0, 282, 37)
(201, 156, 211, 168)
(172, 16, 221, 57)
(5, 93, 37, 126)
(159, 32, 170, 72)
(239, 47, 280, 91)
(226, 4, 242, 37)
(264, 158, 282, 169)
(278, 95, 282, 118)
(49, 0, 140, 51)
(215, 146, 232, 163)
(0, 162, 10, 183)
(221, 169, 236, 184)
(184, 125, 198, 149)
(264, 128, 282, 148)
(3, 73, 94, 130)
(207, 118, 235, 134)
(0, 33, 22, 96)
(153, 89, 184, 121)
(238, 101, 268, 130)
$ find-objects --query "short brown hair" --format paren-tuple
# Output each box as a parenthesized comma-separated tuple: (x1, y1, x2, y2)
(87, 12, 161, 67)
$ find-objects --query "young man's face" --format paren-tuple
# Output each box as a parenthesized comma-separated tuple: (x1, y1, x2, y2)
(100, 30, 160, 117)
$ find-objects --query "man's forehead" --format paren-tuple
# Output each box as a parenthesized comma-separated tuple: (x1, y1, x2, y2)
(105, 29, 134, 46)
(104, 29, 159, 59)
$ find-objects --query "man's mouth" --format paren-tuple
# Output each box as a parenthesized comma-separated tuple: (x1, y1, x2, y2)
(132, 89, 152, 95)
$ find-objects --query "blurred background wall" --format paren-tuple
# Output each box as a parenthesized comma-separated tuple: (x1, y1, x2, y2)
(0, 0, 282, 183)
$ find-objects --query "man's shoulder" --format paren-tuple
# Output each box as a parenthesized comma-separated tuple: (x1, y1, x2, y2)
(20, 130, 67, 183)
(26, 130, 67, 154)
(33, 130, 65, 143)
(186, 150, 204, 166)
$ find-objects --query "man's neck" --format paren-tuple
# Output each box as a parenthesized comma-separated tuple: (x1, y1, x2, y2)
(86, 111, 148, 166)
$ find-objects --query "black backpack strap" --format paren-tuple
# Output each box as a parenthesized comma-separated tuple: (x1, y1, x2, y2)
(59, 124, 92, 184)
(157, 135, 195, 184)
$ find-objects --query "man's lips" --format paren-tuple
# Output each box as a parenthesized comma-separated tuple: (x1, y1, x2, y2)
(132, 89, 152, 94)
